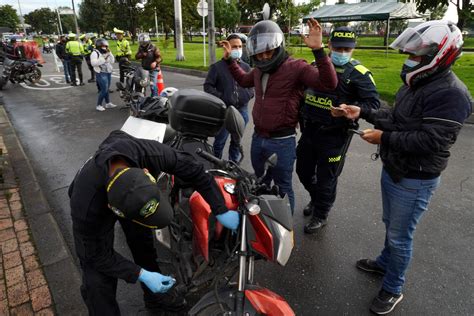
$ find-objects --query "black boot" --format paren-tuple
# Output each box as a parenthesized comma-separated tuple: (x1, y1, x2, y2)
(303, 201, 314, 217)
(304, 217, 327, 234)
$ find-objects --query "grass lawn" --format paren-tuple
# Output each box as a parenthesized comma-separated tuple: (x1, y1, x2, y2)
(99, 38, 471, 104)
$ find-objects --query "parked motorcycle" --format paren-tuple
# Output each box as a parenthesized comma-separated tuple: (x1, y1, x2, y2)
(0, 56, 42, 90)
(121, 89, 295, 315)
(115, 62, 149, 107)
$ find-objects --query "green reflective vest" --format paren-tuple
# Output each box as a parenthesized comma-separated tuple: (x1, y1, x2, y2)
(116, 39, 131, 57)
(66, 41, 84, 56)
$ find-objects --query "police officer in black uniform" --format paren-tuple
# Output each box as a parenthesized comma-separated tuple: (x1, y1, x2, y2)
(296, 27, 380, 234)
(69, 130, 239, 314)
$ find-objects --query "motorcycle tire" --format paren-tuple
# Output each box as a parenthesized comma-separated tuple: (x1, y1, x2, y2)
(28, 68, 41, 84)
(194, 303, 229, 316)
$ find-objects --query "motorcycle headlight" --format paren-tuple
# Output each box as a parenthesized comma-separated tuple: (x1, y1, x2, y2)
(139, 78, 149, 87)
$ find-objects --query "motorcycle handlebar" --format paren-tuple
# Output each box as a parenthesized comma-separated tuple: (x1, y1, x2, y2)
(195, 148, 226, 169)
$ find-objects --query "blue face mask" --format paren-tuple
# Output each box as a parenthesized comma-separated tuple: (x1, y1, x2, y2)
(331, 51, 351, 66)
(230, 49, 242, 60)
(404, 58, 420, 68)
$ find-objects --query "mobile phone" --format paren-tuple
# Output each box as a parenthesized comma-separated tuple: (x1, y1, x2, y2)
(349, 129, 365, 136)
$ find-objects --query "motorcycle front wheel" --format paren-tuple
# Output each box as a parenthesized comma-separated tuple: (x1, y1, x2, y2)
(194, 303, 229, 316)
(28, 68, 42, 84)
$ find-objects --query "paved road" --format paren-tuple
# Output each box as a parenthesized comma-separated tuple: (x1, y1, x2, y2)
(1, 54, 473, 315)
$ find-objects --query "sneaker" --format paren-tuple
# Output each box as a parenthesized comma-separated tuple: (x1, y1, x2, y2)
(303, 201, 314, 217)
(370, 289, 403, 315)
(96, 105, 106, 112)
(87, 78, 95, 83)
(79, 82, 85, 86)
(356, 259, 386, 276)
(304, 217, 327, 234)
(105, 102, 117, 109)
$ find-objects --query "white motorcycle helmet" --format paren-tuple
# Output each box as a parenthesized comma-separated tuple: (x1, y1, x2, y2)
(138, 33, 151, 47)
(160, 87, 178, 98)
(390, 20, 463, 87)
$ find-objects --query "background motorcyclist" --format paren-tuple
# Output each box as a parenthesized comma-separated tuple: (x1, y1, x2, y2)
(80, 33, 96, 83)
(69, 130, 239, 314)
(135, 33, 162, 97)
(296, 26, 380, 234)
(114, 27, 132, 84)
(65, 33, 85, 86)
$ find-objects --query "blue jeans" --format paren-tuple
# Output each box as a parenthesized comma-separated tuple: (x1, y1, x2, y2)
(96, 72, 111, 106)
(376, 168, 440, 294)
(251, 133, 296, 212)
(62, 59, 71, 82)
(150, 69, 159, 97)
(213, 107, 249, 162)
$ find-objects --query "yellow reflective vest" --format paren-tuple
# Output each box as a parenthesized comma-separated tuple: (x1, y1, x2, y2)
(66, 40, 84, 56)
(116, 39, 131, 57)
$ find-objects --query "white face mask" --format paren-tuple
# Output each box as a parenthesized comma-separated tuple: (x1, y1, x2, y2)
(230, 49, 242, 60)
(404, 58, 420, 68)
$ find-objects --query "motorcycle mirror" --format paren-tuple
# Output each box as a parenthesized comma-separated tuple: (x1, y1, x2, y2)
(224, 106, 245, 143)
(264, 153, 278, 171)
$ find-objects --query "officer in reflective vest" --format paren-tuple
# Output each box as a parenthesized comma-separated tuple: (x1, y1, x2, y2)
(65, 33, 85, 86)
(80, 33, 96, 83)
(296, 27, 380, 234)
(114, 27, 132, 84)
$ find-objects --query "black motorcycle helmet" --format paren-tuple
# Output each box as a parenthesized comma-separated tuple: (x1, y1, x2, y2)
(247, 20, 287, 73)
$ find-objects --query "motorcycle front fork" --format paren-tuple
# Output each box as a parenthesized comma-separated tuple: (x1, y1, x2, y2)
(235, 213, 255, 315)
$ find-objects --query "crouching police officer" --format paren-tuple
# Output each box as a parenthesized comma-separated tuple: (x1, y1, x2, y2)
(69, 130, 239, 314)
(296, 27, 380, 234)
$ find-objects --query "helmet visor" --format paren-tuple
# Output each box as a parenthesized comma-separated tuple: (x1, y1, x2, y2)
(247, 33, 284, 56)
(390, 26, 448, 56)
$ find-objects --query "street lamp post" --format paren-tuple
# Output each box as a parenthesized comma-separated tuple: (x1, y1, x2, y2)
(71, 0, 80, 35)
(17, 0, 27, 35)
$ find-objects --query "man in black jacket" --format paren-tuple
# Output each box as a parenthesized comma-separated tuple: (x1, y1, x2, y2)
(55, 36, 71, 83)
(204, 33, 254, 163)
(333, 21, 472, 315)
(69, 130, 239, 314)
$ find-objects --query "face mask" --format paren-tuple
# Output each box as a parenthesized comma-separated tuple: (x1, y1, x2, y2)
(403, 58, 420, 68)
(230, 49, 242, 60)
(331, 51, 351, 66)
(99, 47, 108, 54)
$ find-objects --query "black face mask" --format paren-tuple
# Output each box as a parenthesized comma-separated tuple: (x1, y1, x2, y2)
(99, 47, 108, 54)
(252, 47, 288, 73)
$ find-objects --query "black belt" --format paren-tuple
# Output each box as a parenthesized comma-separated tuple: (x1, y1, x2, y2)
(255, 127, 295, 138)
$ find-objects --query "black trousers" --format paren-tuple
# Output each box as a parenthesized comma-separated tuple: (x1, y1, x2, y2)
(85, 55, 95, 80)
(117, 56, 129, 83)
(69, 56, 83, 84)
(296, 126, 348, 220)
(78, 219, 160, 315)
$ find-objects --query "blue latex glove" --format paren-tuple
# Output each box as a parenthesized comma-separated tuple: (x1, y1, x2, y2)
(138, 269, 176, 293)
(216, 210, 240, 230)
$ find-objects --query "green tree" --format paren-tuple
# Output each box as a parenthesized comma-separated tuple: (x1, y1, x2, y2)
(215, 0, 241, 32)
(0, 5, 20, 30)
(24, 8, 57, 34)
(413, 0, 472, 30)
(78, 0, 108, 34)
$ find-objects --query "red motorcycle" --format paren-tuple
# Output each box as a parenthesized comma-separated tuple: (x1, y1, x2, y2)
(122, 89, 295, 315)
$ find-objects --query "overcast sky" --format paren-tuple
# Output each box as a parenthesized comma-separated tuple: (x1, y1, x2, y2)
(1, 0, 457, 22)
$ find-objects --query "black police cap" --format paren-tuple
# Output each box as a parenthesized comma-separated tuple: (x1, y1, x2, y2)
(330, 26, 356, 48)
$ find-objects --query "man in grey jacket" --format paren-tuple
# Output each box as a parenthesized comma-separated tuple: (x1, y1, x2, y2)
(204, 34, 254, 163)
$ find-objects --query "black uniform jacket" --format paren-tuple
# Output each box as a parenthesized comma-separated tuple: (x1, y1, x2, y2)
(360, 69, 472, 182)
(68, 130, 227, 282)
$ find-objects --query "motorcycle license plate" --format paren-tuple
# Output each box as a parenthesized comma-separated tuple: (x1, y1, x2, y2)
(120, 116, 167, 143)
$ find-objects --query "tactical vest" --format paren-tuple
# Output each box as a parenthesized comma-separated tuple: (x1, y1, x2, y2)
(301, 59, 366, 126)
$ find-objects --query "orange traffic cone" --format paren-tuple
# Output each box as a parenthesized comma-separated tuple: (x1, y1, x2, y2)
(157, 70, 165, 95)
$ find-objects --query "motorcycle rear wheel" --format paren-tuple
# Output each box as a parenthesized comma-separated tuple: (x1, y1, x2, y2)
(28, 68, 41, 84)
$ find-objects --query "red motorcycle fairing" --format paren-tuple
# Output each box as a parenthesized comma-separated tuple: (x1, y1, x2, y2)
(245, 285, 295, 316)
(189, 176, 239, 261)
(248, 213, 274, 261)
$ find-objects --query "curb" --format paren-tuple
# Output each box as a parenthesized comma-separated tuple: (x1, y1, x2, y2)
(0, 95, 86, 315)
(161, 65, 207, 78)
